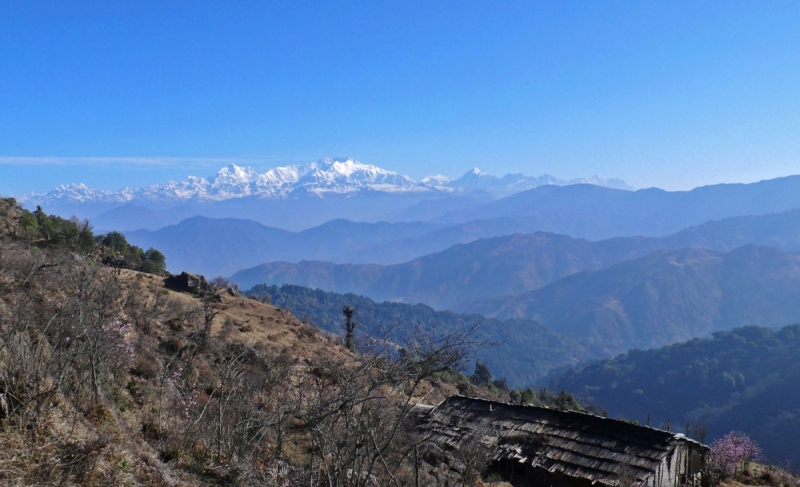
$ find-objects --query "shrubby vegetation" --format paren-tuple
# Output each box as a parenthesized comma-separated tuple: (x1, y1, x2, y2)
(553, 325, 800, 465)
(0, 213, 510, 485)
(245, 283, 597, 387)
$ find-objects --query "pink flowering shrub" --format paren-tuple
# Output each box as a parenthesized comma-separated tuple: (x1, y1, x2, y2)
(707, 431, 763, 480)
(103, 318, 136, 372)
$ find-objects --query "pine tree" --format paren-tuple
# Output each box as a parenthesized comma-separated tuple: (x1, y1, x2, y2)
(343, 305, 356, 351)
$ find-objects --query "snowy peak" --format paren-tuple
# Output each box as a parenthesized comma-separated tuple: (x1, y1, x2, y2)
(450, 167, 501, 189)
(209, 164, 260, 198)
(422, 174, 452, 187)
(215, 163, 258, 183)
(569, 174, 631, 190)
(18, 158, 632, 205)
(447, 168, 633, 195)
(35, 183, 133, 204)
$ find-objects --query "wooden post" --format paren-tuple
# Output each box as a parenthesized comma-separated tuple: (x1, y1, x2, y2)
(415, 444, 420, 487)
(310, 436, 315, 487)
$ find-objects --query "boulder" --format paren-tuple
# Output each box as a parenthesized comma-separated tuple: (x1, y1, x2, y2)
(164, 272, 209, 293)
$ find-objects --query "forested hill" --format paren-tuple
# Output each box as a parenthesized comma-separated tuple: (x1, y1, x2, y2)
(462, 245, 800, 355)
(552, 324, 800, 465)
(246, 284, 598, 387)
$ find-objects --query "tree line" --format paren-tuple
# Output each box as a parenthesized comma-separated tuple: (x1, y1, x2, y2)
(1, 198, 167, 275)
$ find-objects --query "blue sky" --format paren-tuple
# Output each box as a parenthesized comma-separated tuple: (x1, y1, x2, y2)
(1, 1, 799, 194)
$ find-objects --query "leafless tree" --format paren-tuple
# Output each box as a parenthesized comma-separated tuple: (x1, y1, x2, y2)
(693, 423, 708, 445)
(298, 322, 482, 487)
(451, 422, 498, 486)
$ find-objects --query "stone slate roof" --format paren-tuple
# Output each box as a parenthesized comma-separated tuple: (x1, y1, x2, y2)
(419, 396, 708, 486)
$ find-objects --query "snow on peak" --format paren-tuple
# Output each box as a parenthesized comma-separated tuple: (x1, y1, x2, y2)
(19, 158, 632, 205)
(298, 158, 416, 192)
(117, 158, 425, 202)
(568, 174, 632, 190)
(449, 167, 501, 189)
(422, 174, 452, 186)
(216, 163, 258, 182)
(26, 183, 134, 204)
(446, 168, 633, 195)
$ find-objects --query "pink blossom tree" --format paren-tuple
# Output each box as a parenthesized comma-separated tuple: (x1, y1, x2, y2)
(707, 431, 763, 481)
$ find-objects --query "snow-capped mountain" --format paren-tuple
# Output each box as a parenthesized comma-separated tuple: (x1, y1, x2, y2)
(421, 174, 452, 187)
(447, 168, 632, 196)
(22, 158, 432, 206)
(22, 183, 134, 204)
(19, 158, 631, 207)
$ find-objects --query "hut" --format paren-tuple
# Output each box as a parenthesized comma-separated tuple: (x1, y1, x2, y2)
(418, 396, 708, 487)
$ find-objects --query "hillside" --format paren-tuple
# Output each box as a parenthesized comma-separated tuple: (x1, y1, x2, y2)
(125, 215, 559, 274)
(126, 216, 437, 276)
(1, 208, 535, 485)
(230, 232, 665, 308)
(663, 207, 800, 253)
(0, 198, 602, 486)
(551, 325, 800, 465)
(246, 284, 598, 387)
(461, 245, 800, 354)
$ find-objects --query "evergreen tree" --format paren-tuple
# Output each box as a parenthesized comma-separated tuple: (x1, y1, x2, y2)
(343, 305, 356, 351)
(471, 361, 492, 385)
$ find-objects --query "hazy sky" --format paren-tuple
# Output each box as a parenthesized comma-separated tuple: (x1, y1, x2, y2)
(2, 1, 799, 194)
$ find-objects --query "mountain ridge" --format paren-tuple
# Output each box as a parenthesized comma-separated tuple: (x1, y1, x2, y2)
(435, 175, 800, 240)
(126, 204, 800, 280)
(228, 232, 666, 308)
(126, 216, 439, 277)
(460, 244, 800, 354)
(224, 207, 800, 310)
(20, 158, 631, 207)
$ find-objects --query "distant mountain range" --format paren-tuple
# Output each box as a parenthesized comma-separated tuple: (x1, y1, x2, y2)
(361, 206, 800, 264)
(23, 159, 423, 204)
(126, 217, 439, 277)
(462, 245, 800, 354)
(18, 158, 631, 231)
(433, 174, 800, 240)
(24, 162, 800, 240)
(117, 171, 800, 239)
(229, 232, 664, 309)
(425, 167, 632, 196)
(22, 159, 632, 204)
(551, 324, 800, 465)
(126, 201, 800, 280)
(223, 208, 800, 309)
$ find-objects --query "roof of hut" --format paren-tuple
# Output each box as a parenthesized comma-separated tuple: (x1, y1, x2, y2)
(419, 396, 708, 486)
